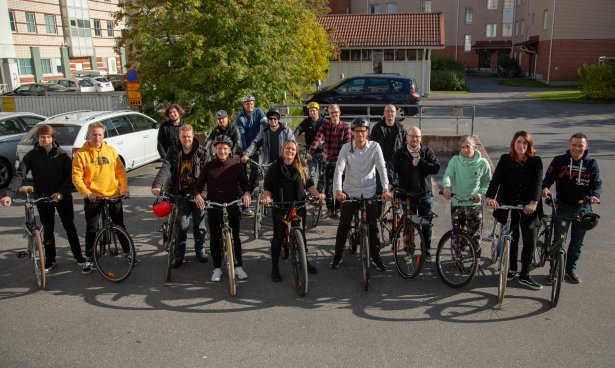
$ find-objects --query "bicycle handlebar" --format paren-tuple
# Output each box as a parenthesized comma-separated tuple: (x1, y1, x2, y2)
(12, 197, 54, 205)
(266, 198, 323, 209)
(205, 199, 243, 209)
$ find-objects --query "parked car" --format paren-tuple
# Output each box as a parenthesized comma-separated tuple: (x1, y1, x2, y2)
(17, 111, 159, 173)
(305, 74, 422, 117)
(50, 78, 97, 93)
(85, 77, 115, 92)
(0, 112, 47, 188)
(107, 74, 127, 91)
(2, 83, 72, 96)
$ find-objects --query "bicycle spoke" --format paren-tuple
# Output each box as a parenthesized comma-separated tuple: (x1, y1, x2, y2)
(436, 231, 477, 288)
(94, 225, 135, 282)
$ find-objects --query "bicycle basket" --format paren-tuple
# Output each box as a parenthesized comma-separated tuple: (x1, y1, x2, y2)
(573, 212, 599, 231)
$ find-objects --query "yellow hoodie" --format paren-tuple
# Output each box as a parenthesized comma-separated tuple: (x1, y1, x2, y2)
(72, 140, 128, 197)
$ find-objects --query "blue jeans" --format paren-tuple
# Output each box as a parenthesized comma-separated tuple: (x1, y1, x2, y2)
(308, 152, 324, 191)
(553, 202, 590, 272)
(177, 195, 208, 260)
(324, 162, 340, 211)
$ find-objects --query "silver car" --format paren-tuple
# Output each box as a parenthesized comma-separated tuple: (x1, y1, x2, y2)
(0, 112, 47, 188)
(50, 78, 97, 93)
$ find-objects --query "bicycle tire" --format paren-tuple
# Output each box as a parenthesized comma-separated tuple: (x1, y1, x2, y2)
(392, 221, 425, 279)
(32, 229, 46, 290)
(534, 218, 551, 268)
(378, 200, 393, 247)
(309, 202, 322, 229)
(360, 226, 370, 291)
(224, 231, 236, 296)
(551, 251, 564, 308)
(253, 190, 263, 239)
(165, 219, 178, 282)
(435, 230, 478, 288)
(290, 228, 308, 297)
(497, 238, 511, 304)
(93, 225, 135, 283)
(347, 214, 359, 254)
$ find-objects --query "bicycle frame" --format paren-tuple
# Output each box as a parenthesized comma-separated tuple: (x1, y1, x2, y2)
(345, 195, 380, 291)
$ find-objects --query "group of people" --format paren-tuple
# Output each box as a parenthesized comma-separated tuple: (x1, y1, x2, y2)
(1, 98, 602, 291)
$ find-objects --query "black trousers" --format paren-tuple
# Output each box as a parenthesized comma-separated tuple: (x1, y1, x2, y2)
(207, 205, 242, 268)
(271, 207, 307, 264)
(36, 196, 83, 263)
(334, 199, 381, 260)
(504, 211, 538, 275)
(83, 199, 130, 258)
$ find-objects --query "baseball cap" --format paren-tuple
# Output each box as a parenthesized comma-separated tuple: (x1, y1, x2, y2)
(216, 110, 228, 119)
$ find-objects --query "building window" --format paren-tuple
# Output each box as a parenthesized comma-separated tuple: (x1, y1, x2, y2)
(362, 50, 372, 61)
(395, 49, 406, 61)
(543, 10, 548, 30)
(487, 0, 498, 10)
(515, 21, 520, 36)
(502, 23, 513, 37)
(486, 24, 497, 38)
(386, 3, 397, 13)
(464, 35, 471, 52)
(45, 15, 57, 34)
(9, 10, 17, 32)
(26, 12, 37, 33)
(465, 8, 473, 24)
(55, 58, 64, 73)
(41, 59, 52, 74)
(351, 50, 361, 61)
(107, 21, 114, 36)
(420, 1, 432, 13)
(520, 19, 525, 35)
(93, 20, 101, 36)
(368, 4, 380, 13)
(17, 59, 33, 75)
(384, 49, 394, 61)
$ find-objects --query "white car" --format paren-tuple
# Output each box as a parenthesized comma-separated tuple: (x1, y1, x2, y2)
(50, 78, 97, 93)
(86, 77, 115, 92)
(17, 111, 159, 172)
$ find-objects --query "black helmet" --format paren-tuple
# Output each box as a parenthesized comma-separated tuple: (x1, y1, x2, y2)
(351, 117, 370, 130)
(573, 212, 600, 231)
(212, 135, 233, 147)
(266, 108, 281, 120)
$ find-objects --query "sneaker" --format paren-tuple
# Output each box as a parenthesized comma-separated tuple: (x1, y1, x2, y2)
(271, 264, 281, 282)
(196, 252, 208, 263)
(507, 271, 518, 281)
(519, 274, 543, 290)
(307, 261, 318, 274)
(331, 210, 340, 219)
(242, 208, 254, 217)
(44, 260, 56, 273)
(211, 268, 223, 282)
(125, 254, 139, 266)
(329, 256, 343, 269)
(235, 266, 248, 279)
(76, 258, 86, 267)
(424, 252, 433, 263)
(545, 275, 554, 286)
(372, 257, 386, 272)
(171, 259, 185, 268)
(565, 269, 581, 284)
(82, 261, 94, 274)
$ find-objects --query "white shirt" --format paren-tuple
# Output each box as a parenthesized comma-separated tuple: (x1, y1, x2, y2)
(333, 140, 389, 198)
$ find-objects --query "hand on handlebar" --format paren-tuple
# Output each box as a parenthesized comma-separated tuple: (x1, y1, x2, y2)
(151, 188, 161, 198)
(541, 188, 552, 198)
(442, 188, 452, 200)
(335, 190, 346, 203)
(242, 193, 251, 207)
(195, 193, 205, 209)
(241, 155, 249, 163)
(486, 197, 499, 209)
(0, 196, 11, 207)
(261, 194, 272, 205)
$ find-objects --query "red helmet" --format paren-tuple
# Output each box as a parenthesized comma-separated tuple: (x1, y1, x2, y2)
(152, 199, 172, 217)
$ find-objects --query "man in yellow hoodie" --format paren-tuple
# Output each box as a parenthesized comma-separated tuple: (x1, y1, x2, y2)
(72, 121, 135, 274)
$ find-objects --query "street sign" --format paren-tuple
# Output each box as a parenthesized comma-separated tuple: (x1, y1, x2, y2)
(1, 97, 15, 112)
(127, 91, 142, 100)
(126, 68, 139, 83)
(127, 83, 141, 91)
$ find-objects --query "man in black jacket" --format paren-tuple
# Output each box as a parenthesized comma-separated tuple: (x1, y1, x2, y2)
(152, 124, 209, 267)
(370, 104, 407, 194)
(387, 127, 440, 261)
(205, 110, 242, 159)
(1, 124, 84, 271)
(295, 102, 327, 190)
(157, 104, 186, 159)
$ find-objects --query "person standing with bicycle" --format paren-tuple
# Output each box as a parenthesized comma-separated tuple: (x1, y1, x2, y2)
(442, 136, 491, 246)
(294, 102, 327, 191)
(152, 124, 210, 268)
(542, 132, 602, 284)
(1, 124, 85, 272)
(157, 104, 186, 160)
(72, 122, 135, 275)
(387, 126, 440, 262)
(329, 117, 391, 271)
(195, 135, 251, 282)
(486, 131, 543, 289)
(261, 139, 326, 282)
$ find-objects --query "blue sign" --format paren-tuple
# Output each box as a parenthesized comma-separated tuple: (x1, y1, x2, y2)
(126, 68, 139, 83)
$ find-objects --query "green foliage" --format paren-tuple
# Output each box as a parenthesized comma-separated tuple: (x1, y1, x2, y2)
(578, 63, 615, 101)
(498, 55, 520, 69)
(431, 70, 467, 91)
(431, 55, 465, 73)
(115, 0, 333, 131)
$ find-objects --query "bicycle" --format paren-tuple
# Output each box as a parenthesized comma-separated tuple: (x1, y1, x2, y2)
(435, 192, 480, 288)
(92, 196, 136, 282)
(205, 199, 243, 296)
(156, 192, 183, 282)
(484, 203, 525, 305)
(533, 196, 554, 269)
(13, 186, 50, 289)
(247, 158, 274, 239)
(345, 195, 381, 291)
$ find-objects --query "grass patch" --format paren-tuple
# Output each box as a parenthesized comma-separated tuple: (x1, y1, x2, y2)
(499, 79, 578, 88)
(527, 90, 612, 103)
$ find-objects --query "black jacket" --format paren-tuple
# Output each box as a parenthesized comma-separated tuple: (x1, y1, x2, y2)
(157, 119, 186, 159)
(264, 159, 314, 202)
(542, 149, 602, 206)
(387, 144, 440, 195)
(369, 119, 407, 162)
(6, 141, 73, 198)
(294, 116, 327, 154)
(204, 124, 242, 157)
(152, 139, 209, 195)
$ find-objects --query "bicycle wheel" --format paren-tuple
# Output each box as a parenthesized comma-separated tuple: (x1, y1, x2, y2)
(550, 251, 565, 308)
(497, 238, 511, 304)
(309, 202, 322, 229)
(435, 230, 478, 288)
(534, 218, 551, 268)
(360, 227, 370, 291)
(93, 225, 135, 282)
(253, 190, 263, 239)
(378, 200, 393, 247)
(347, 214, 359, 254)
(290, 228, 308, 297)
(165, 219, 178, 282)
(31, 229, 46, 290)
(392, 222, 425, 279)
(224, 231, 236, 296)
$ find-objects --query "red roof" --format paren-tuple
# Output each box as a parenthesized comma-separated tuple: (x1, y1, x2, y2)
(319, 13, 445, 48)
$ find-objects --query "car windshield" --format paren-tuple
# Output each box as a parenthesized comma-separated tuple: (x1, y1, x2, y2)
(20, 124, 83, 146)
(95, 77, 110, 83)
(79, 79, 94, 86)
(0, 119, 22, 136)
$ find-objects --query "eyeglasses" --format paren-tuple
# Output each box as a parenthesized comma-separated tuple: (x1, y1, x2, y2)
(384, 110, 396, 113)
(353, 129, 368, 134)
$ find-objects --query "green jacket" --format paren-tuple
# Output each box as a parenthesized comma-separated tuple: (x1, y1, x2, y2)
(442, 150, 491, 206)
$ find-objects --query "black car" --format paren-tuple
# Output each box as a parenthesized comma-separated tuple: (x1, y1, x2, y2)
(2, 83, 71, 96)
(305, 75, 422, 117)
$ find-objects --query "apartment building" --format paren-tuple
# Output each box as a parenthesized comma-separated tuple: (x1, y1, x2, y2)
(0, 0, 126, 91)
(330, 0, 615, 84)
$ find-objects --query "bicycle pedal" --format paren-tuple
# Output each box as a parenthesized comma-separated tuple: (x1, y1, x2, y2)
(16, 251, 27, 258)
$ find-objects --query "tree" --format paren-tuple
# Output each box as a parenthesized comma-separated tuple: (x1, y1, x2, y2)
(116, 0, 333, 131)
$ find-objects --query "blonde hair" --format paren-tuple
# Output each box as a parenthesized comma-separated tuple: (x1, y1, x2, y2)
(88, 121, 106, 133)
(179, 124, 193, 133)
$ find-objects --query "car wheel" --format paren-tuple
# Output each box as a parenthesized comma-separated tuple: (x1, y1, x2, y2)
(0, 158, 12, 189)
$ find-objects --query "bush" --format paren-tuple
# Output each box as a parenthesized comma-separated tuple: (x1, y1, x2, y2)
(578, 63, 615, 101)
(431, 70, 467, 91)
(431, 56, 465, 73)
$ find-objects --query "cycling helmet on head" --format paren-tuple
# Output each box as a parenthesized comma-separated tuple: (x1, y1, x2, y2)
(266, 108, 281, 120)
(307, 101, 320, 110)
(213, 135, 233, 147)
(573, 212, 600, 231)
(152, 199, 172, 218)
(351, 117, 370, 130)
(243, 95, 255, 102)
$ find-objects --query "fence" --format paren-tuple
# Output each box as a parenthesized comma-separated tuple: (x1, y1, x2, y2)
(1, 92, 131, 117)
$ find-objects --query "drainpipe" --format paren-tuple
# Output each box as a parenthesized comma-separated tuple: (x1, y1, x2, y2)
(546, 0, 557, 84)
(455, 0, 459, 61)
